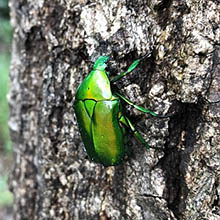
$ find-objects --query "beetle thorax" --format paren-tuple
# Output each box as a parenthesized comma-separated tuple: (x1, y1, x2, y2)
(75, 69, 112, 101)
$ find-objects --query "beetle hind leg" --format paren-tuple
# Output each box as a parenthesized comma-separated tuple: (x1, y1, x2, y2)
(119, 115, 150, 149)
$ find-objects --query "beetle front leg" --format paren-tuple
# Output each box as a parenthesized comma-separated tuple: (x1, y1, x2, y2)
(111, 52, 152, 83)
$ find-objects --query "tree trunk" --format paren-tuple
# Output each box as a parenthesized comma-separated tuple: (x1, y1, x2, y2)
(9, 0, 220, 219)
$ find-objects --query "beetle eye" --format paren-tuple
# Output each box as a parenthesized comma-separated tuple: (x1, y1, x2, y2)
(105, 65, 110, 72)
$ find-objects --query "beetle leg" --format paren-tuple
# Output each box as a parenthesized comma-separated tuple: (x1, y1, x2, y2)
(111, 52, 152, 83)
(115, 92, 157, 117)
(119, 115, 150, 149)
(118, 114, 129, 154)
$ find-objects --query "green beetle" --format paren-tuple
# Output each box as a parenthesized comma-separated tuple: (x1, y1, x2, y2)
(74, 53, 158, 166)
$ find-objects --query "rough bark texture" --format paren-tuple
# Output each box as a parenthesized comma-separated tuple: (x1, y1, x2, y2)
(9, 0, 220, 220)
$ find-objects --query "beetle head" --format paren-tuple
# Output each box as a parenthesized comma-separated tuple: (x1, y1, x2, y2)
(93, 56, 109, 71)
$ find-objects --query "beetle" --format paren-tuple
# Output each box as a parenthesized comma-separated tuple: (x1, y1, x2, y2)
(74, 53, 159, 166)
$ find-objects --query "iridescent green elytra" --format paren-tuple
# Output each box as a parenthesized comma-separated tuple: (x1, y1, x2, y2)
(74, 54, 157, 166)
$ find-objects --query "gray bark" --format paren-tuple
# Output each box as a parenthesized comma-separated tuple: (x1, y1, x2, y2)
(9, 0, 220, 219)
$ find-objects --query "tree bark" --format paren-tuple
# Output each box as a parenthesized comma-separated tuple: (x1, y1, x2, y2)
(9, 0, 220, 219)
